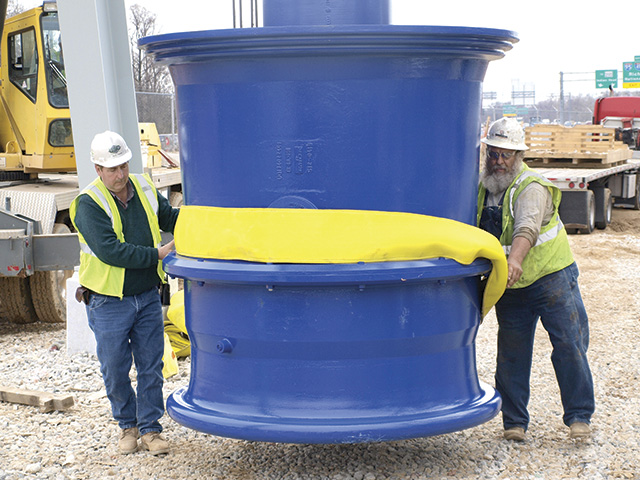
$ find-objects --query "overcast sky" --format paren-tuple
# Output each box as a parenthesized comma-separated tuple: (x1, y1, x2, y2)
(25, 0, 640, 103)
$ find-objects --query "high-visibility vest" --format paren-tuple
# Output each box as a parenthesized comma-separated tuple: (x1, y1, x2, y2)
(70, 173, 164, 298)
(477, 165, 574, 289)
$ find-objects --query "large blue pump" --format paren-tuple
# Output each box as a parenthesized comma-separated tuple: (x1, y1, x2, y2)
(141, 0, 517, 444)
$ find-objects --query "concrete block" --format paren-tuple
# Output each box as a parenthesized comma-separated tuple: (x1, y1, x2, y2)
(66, 272, 96, 356)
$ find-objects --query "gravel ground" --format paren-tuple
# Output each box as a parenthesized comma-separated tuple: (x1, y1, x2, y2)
(1, 209, 640, 480)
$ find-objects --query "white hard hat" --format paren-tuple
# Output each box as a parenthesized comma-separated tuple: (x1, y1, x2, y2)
(482, 117, 529, 151)
(90, 130, 132, 167)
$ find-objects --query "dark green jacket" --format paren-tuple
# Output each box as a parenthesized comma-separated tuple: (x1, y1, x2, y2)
(73, 179, 179, 296)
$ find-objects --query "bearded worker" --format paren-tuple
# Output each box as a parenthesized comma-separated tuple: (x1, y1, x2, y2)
(477, 118, 595, 442)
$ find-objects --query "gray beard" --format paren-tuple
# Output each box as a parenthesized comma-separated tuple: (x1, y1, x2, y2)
(480, 161, 523, 195)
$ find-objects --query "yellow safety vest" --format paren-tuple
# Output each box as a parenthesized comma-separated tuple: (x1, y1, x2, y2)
(477, 165, 574, 289)
(70, 173, 164, 298)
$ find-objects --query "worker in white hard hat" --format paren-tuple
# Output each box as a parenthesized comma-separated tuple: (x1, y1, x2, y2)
(477, 117, 594, 442)
(69, 130, 180, 455)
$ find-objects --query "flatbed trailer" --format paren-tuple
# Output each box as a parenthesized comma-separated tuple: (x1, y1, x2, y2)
(532, 156, 640, 234)
(0, 167, 181, 324)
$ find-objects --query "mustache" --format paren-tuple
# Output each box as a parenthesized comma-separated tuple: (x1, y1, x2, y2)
(484, 156, 522, 175)
(480, 158, 523, 194)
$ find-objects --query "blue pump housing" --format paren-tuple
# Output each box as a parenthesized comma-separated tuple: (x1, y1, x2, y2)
(141, 0, 517, 444)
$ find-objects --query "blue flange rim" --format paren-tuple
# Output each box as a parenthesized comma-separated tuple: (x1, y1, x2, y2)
(167, 383, 501, 444)
(139, 25, 518, 64)
(164, 253, 491, 286)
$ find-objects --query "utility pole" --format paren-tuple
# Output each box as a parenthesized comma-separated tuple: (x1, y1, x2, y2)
(559, 71, 593, 125)
(559, 71, 564, 124)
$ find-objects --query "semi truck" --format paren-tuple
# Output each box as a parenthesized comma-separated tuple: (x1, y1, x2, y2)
(593, 96, 640, 150)
(531, 159, 640, 234)
(525, 123, 640, 234)
(0, 1, 181, 325)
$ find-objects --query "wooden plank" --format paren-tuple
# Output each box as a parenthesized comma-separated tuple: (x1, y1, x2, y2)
(0, 386, 75, 413)
(525, 124, 618, 143)
(526, 136, 619, 149)
(527, 143, 618, 153)
(525, 149, 631, 161)
(525, 158, 628, 169)
(150, 167, 182, 190)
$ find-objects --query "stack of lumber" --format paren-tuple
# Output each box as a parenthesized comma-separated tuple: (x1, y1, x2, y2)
(524, 124, 632, 168)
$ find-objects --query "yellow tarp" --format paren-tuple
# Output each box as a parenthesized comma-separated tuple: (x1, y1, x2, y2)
(165, 290, 190, 358)
(161, 333, 178, 378)
(174, 206, 507, 317)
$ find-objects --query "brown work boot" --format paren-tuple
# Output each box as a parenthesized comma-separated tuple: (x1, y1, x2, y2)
(140, 432, 169, 455)
(503, 427, 526, 441)
(569, 422, 591, 439)
(118, 427, 139, 454)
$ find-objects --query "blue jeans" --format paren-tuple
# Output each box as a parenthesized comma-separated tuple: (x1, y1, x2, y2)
(495, 262, 595, 430)
(86, 287, 165, 435)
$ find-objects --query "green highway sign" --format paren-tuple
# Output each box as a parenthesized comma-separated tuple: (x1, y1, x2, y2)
(502, 105, 516, 116)
(595, 69, 618, 89)
(501, 105, 528, 117)
(623, 62, 640, 89)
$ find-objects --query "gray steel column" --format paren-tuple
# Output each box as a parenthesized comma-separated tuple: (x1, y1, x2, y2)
(57, 0, 143, 190)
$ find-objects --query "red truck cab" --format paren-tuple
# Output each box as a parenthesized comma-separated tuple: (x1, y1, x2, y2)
(593, 96, 640, 149)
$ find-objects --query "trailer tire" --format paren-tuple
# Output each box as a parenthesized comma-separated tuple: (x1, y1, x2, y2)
(558, 190, 596, 234)
(633, 176, 640, 210)
(30, 223, 75, 323)
(0, 277, 38, 324)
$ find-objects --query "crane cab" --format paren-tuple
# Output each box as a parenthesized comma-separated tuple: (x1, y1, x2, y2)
(0, 1, 74, 177)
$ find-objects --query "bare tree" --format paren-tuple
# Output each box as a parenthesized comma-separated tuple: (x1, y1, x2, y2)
(483, 93, 598, 126)
(128, 4, 175, 134)
(7, 0, 25, 17)
(128, 4, 171, 93)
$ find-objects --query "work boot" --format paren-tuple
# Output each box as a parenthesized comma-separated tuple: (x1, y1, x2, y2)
(503, 427, 526, 441)
(569, 422, 591, 439)
(140, 432, 169, 455)
(118, 427, 139, 454)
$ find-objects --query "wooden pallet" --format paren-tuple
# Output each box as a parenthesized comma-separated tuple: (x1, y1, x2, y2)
(524, 124, 632, 167)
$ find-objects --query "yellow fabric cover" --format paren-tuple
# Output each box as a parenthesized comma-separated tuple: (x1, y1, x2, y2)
(174, 206, 507, 317)
(166, 289, 187, 334)
(165, 290, 191, 358)
(162, 333, 178, 378)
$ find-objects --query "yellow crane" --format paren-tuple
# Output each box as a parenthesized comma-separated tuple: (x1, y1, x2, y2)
(0, 1, 180, 324)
